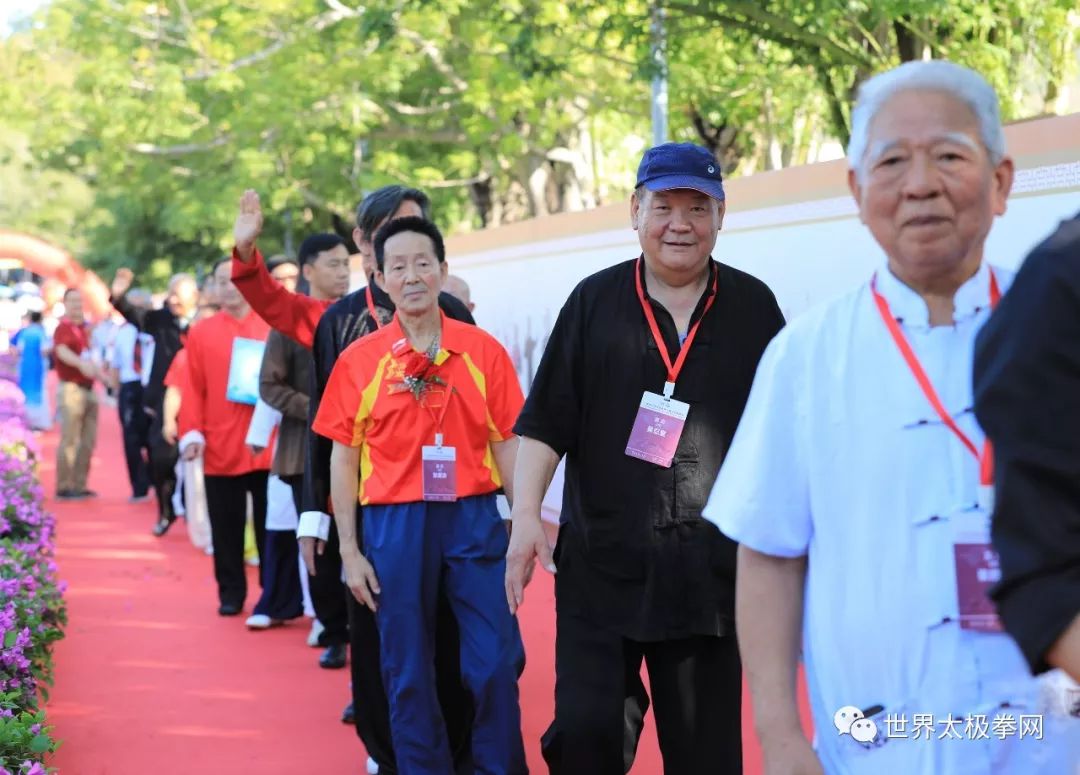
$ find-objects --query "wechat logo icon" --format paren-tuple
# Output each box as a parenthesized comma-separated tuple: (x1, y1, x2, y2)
(835, 705, 879, 744)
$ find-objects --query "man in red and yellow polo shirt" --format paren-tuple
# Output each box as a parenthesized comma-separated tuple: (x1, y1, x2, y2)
(315, 216, 526, 775)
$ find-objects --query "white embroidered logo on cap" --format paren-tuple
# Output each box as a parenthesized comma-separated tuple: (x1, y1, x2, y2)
(707, 165, 715, 174)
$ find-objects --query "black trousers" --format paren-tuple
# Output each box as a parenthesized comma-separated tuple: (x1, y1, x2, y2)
(283, 475, 348, 646)
(118, 381, 151, 498)
(204, 470, 268, 609)
(147, 407, 178, 522)
(542, 612, 743, 775)
(343, 509, 476, 775)
(252, 527, 304, 620)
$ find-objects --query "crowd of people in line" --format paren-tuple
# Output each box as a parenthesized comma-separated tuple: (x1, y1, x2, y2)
(6, 59, 1080, 775)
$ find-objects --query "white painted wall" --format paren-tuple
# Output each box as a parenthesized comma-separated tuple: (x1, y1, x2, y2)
(440, 160, 1080, 521)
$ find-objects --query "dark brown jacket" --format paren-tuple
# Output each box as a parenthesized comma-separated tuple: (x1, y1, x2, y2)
(259, 329, 309, 477)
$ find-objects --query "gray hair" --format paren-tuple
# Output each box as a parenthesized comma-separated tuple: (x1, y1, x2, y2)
(167, 272, 196, 290)
(847, 60, 1006, 180)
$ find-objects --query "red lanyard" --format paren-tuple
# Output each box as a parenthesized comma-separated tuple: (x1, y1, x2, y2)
(871, 269, 1001, 485)
(366, 284, 382, 330)
(423, 377, 454, 446)
(634, 257, 719, 398)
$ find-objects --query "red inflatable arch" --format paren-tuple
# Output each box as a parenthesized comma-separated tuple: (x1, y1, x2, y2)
(0, 230, 111, 319)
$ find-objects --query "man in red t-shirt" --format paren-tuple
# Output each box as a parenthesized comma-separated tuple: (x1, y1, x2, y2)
(178, 258, 273, 616)
(53, 288, 103, 500)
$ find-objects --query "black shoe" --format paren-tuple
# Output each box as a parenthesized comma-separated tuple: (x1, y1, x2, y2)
(319, 643, 347, 669)
(55, 489, 77, 500)
(77, 489, 98, 498)
(151, 516, 176, 537)
(218, 603, 242, 617)
(341, 701, 355, 725)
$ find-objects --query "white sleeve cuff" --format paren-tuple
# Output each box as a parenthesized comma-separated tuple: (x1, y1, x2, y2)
(178, 430, 206, 455)
(245, 399, 281, 447)
(298, 511, 331, 541)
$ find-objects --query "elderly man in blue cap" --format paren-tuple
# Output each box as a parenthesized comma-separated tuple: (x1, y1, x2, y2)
(506, 142, 785, 774)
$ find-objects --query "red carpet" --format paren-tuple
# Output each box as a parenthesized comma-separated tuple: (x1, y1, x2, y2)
(43, 394, 811, 773)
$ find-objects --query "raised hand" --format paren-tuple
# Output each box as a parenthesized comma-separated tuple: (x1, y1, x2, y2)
(233, 189, 264, 262)
(111, 267, 135, 299)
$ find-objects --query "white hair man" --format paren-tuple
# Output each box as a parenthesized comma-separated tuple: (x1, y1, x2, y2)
(703, 60, 1080, 774)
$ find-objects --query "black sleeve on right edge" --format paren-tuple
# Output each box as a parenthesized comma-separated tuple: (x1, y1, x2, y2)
(975, 214, 1080, 673)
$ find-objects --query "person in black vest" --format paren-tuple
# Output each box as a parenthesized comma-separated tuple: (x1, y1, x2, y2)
(111, 268, 199, 535)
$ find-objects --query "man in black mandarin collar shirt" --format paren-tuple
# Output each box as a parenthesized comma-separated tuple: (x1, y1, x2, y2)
(506, 142, 785, 774)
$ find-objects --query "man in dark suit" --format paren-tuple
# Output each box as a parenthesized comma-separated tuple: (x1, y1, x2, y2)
(974, 212, 1080, 682)
(111, 268, 200, 535)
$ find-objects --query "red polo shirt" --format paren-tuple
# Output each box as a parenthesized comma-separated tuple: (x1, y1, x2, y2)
(313, 313, 524, 506)
(164, 348, 190, 393)
(53, 319, 93, 388)
(178, 309, 273, 476)
(232, 246, 330, 348)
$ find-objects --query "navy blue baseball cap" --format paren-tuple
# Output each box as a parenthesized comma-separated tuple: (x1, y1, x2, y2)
(635, 142, 725, 201)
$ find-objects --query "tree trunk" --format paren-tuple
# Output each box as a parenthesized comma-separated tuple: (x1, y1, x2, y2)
(687, 102, 742, 173)
(283, 208, 294, 256)
(526, 158, 550, 218)
(817, 65, 853, 147)
(894, 17, 919, 62)
(469, 176, 494, 229)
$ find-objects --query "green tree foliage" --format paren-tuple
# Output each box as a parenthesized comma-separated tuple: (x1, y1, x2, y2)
(1, 0, 1076, 285)
(588, 0, 1079, 145)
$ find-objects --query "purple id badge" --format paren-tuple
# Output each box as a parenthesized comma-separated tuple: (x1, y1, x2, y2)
(625, 390, 689, 468)
(422, 440, 457, 502)
(952, 508, 1003, 632)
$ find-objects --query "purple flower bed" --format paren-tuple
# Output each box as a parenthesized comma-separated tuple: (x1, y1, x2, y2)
(0, 368, 65, 774)
(0, 380, 26, 425)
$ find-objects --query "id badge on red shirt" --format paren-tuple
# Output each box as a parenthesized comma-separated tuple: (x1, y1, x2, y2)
(422, 443, 457, 502)
(952, 507, 1003, 632)
(625, 391, 689, 468)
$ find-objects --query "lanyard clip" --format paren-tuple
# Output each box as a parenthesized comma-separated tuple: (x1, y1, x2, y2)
(435, 433, 444, 448)
(662, 381, 675, 399)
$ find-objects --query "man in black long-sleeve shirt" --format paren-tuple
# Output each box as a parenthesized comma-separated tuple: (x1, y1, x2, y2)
(974, 212, 1080, 682)
(110, 269, 199, 535)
